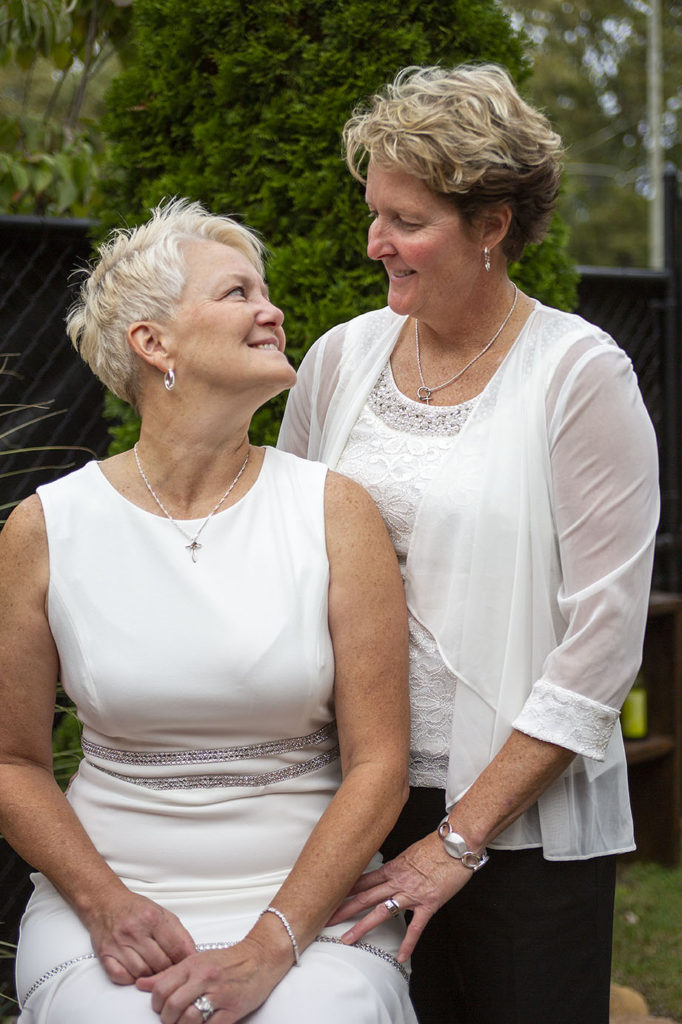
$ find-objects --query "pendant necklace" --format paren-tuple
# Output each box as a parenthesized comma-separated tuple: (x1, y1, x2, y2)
(133, 442, 250, 562)
(415, 284, 518, 404)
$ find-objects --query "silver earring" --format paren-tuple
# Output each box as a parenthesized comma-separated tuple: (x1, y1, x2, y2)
(483, 246, 491, 273)
(164, 368, 175, 391)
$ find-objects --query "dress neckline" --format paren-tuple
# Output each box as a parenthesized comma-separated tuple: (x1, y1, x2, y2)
(91, 445, 270, 525)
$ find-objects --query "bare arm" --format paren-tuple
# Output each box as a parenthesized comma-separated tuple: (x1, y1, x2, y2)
(139, 471, 411, 1023)
(0, 497, 195, 984)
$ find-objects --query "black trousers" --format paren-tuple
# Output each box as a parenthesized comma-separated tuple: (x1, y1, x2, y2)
(381, 787, 616, 1024)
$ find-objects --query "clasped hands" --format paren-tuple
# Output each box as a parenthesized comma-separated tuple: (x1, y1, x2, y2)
(86, 889, 290, 1023)
(86, 834, 469, 1020)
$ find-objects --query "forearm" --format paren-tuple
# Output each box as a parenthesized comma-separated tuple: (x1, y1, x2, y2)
(249, 760, 408, 952)
(444, 729, 575, 852)
(0, 762, 129, 921)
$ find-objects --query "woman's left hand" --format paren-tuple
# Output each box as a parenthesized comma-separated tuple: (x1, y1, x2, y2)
(328, 832, 470, 962)
(135, 940, 289, 1024)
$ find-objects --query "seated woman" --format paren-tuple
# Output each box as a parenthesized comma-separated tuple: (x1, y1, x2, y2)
(0, 199, 416, 1024)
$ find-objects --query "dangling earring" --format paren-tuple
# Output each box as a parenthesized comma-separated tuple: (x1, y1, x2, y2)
(483, 246, 492, 273)
(164, 368, 176, 391)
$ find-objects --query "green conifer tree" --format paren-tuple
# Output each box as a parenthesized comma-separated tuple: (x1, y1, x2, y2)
(99, 0, 578, 444)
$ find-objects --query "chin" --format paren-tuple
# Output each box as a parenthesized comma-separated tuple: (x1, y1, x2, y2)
(271, 363, 297, 393)
(386, 286, 417, 318)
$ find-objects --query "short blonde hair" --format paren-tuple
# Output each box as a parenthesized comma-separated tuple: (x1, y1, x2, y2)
(344, 64, 564, 260)
(66, 198, 266, 408)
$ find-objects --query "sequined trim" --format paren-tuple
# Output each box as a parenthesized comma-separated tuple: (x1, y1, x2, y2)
(82, 721, 337, 767)
(21, 954, 95, 1006)
(20, 935, 406, 1006)
(89, 745, 340, 789)
(315, 935, 409, 981)
(21, 946, 239, 1005)
(368, 364, 476, 436)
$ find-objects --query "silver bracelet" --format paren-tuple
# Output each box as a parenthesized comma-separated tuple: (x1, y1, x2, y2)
(259, 906, 301, 966)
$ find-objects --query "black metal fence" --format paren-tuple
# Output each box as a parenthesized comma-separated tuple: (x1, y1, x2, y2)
(0, 214, 110, 521)
(576, 167, 682, 592)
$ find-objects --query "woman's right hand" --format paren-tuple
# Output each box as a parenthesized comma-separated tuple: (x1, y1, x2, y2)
(83, 888, 196, 985)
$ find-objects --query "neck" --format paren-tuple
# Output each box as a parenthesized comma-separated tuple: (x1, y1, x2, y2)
(134, 411, 253, 513)
(419, 276, 518, 352)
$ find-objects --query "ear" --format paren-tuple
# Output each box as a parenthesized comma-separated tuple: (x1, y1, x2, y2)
(127, 321, 173, 374)
(479, 204, 513, 252)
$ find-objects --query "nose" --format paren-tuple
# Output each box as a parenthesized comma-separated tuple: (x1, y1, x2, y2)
(367, 218, 396, 262)
(256, 296, 285, 328)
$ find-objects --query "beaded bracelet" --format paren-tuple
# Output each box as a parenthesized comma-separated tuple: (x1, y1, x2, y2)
(259, 906, 301, 966)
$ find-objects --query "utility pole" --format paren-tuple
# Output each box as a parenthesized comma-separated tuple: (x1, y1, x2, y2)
(647, 0, 664, 269)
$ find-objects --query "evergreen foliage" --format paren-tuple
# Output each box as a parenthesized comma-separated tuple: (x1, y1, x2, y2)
(99, 0, 578, 444)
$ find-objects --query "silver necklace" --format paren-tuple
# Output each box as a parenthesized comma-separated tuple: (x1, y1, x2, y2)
(415, 284, 518, 404)
(133, 442, 250, 562)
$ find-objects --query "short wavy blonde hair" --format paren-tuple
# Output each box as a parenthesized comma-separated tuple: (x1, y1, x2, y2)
(344, 64, 563, 260)
(66, 198, 266, 409)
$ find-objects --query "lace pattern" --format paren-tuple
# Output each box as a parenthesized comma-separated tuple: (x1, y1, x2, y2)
(337, 363, 472, 787)
(513, 680, 619, 761)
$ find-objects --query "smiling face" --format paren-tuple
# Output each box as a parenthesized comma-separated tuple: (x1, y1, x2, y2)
(365, 163, 483, 331)
(165, 239, 296, 403)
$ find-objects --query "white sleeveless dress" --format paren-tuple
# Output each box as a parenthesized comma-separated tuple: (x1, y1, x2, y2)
(16, 448, 415, 1024)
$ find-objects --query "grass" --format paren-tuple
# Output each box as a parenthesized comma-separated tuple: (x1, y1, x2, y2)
(612, 855, 682, 1020)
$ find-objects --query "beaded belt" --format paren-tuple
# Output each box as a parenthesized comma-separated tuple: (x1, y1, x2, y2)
(81, 721, 339, 790)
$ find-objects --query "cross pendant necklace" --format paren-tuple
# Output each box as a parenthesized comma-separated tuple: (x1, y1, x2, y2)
(185, 539, 202, 562)
(133, 443, 250, 561)
(415, 284, 518, 403)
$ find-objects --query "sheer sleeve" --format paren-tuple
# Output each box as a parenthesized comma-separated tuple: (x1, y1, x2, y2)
(513, 341, 659, 758)
(278, 323, 348, 459)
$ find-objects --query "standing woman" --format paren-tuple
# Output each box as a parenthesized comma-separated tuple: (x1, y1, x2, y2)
(278, 65, 659, 1024)
(0, 200, 417, 1023)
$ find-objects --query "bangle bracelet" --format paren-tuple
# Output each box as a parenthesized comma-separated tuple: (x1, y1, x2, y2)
(259, 906, 300, 966)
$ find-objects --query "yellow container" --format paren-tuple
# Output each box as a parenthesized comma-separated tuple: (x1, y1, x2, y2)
(621, 675, 648, 740)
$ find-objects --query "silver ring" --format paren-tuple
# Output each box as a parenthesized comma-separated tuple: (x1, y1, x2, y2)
(193, 994, 215, 1022)
(383, 897, 401, 918)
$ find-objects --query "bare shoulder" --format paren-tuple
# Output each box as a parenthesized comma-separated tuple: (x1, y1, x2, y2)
(1, 494, 48, 550)
(0, 494, 49, 591)
(323, 471, 391, 555)
(323, 470, 383, 527)
(323, 471, 402, 595)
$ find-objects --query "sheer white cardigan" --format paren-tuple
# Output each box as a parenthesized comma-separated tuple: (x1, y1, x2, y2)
(278, 302, 660, 858)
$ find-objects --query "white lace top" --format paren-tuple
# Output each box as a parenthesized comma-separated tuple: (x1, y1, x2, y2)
(336, 364, 476, 787)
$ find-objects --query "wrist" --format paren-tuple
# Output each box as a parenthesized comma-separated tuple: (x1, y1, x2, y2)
(437, 817, 489, 871)
(70, 875, 130, 924)
(254, 906, 300, 969)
